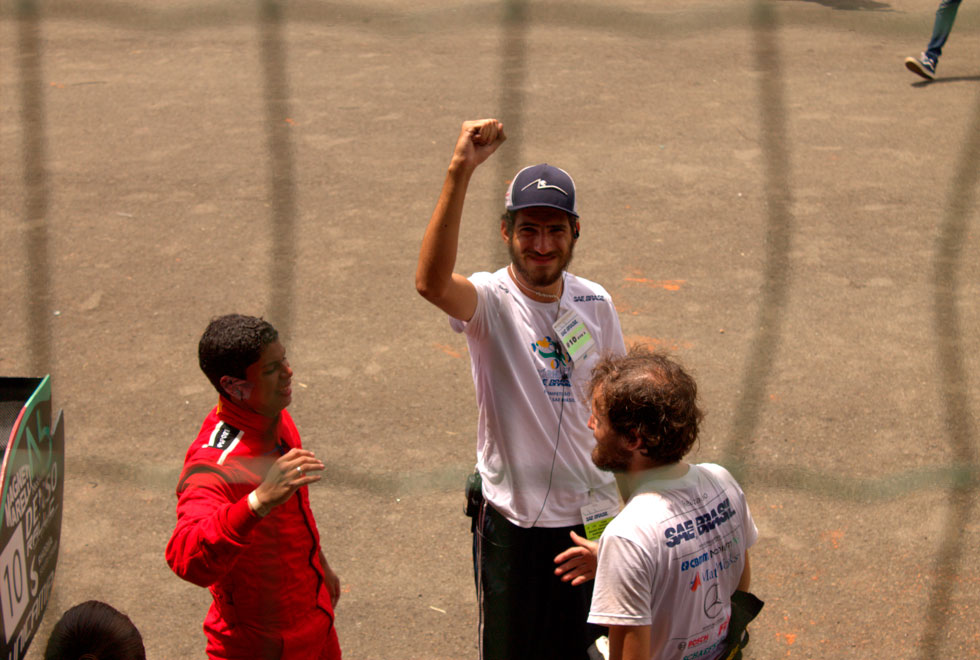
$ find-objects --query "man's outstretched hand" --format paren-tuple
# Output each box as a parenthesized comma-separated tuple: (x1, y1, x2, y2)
(554, 530, 599, 586)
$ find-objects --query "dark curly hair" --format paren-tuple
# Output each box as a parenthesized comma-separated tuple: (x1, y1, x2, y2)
(198, 314, 278, 397)
(589, 346, 703, 465)
(44, 600, 145, 660)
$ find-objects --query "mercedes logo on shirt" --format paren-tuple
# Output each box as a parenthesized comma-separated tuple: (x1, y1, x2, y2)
(703, 583, 724, 619)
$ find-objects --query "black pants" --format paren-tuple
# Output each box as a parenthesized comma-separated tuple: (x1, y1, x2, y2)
(473, 501, 605, 660)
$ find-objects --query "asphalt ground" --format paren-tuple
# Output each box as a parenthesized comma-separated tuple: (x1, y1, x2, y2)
(1, 1, 979, 658)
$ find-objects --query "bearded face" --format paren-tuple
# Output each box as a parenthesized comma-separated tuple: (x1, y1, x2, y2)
(505, 208, 576, 290)
(588, 390, 632, 473)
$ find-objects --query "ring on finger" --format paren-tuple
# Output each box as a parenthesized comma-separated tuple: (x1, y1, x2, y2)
(296, 466, 303, 474)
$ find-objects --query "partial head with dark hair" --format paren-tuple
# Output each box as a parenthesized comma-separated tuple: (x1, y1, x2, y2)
(588, 346, 703, 467)
(199, 314, 278, 398)
(44, 600, 145, 660)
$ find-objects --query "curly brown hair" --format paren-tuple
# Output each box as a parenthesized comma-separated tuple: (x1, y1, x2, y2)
(589, 346, 703, 465)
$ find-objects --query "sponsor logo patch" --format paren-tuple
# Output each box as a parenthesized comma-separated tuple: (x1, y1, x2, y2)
(208, 423, 241, 451)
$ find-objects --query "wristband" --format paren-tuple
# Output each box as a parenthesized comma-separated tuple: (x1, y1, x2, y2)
(248, 490, 268, 517)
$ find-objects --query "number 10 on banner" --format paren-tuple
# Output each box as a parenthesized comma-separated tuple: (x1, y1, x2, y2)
(0, 524, 29, 643)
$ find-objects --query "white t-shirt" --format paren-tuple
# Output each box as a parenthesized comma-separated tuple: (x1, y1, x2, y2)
(450, 267, 626, 527)
(589, 463, 758, 660)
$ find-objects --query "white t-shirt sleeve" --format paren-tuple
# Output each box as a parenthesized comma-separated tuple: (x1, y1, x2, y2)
(449, 271, 492, 336)
(588, 534, 655, 627)
(605, 298, 626, 357)
(702, 464, 759, 550)
(733, 481, 758, 550)
(590, 283, 626, 358)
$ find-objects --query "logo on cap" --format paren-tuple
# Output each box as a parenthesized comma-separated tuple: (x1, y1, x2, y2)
(521, 178, 569, 196)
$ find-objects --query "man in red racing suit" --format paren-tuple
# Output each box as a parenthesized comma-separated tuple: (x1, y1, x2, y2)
(166, 314, 341, 659)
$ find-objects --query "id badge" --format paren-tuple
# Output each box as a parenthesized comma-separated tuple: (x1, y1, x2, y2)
(581, 499, 619, 542)
(553, 309, 596, 365)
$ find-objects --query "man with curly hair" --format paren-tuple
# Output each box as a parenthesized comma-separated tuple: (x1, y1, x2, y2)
(558, 347, 759, 660)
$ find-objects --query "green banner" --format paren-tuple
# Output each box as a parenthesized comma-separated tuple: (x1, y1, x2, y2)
(0, 376, 65, 659)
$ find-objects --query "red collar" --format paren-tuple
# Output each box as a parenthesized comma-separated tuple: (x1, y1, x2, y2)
(216, 396, 286, 449)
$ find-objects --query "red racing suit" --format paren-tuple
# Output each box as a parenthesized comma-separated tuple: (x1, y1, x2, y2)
(166, 397, 340, 659)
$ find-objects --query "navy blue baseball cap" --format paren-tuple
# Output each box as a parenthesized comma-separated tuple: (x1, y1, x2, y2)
(504, 163, 579, 218)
